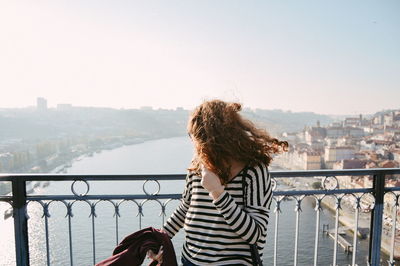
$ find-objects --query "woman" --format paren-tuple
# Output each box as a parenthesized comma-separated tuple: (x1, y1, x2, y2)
(152, 100, 288, 265)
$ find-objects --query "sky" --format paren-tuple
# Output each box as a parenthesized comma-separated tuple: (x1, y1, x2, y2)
(0, 1, 399, 115)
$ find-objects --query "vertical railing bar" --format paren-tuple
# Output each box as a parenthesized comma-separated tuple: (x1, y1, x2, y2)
(368, 193, 374, 264)
(352, 204, 359, 266)
(294, 204, 300, 266)
(92, 211, 96, 265)
(333, 207, 339, 266)
(44, 214, 50, 266)
(389, 196, 398, 265)
(274, 208, 279, 266)
(139, 204, 142, 230)
(68, 214, 73, 266)
(161, 201, 165, 227)
(12, 178, 29, 266)
(370, 173, 385, 266)
(313, 207, 320, 266)
(115, 214, 119, 246)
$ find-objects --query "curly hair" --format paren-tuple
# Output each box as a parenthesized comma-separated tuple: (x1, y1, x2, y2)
(188, 99, 288, 185)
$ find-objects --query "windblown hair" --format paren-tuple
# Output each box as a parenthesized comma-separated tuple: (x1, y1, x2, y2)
(188, 99, 288, 185)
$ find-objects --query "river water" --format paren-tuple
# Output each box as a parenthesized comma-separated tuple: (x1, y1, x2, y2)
(0, 136, 393, 265)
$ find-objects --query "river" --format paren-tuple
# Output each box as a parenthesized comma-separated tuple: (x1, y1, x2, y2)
(0, 136, 393, 265)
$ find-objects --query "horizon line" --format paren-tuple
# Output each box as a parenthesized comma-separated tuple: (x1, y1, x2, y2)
(0, 104, 396, 117)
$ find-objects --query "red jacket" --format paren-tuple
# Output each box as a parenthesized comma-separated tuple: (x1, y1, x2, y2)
(96, 227, 177, 266)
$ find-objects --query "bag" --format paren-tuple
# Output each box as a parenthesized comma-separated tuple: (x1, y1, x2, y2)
(242, 168, 263, 266)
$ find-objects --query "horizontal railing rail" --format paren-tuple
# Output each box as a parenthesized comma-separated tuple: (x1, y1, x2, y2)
(2, 167, 400, 180)
(0, 168, 399, 266)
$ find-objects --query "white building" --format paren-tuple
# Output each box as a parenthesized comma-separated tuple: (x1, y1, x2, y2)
(300, 151, 322, 170)
(324, 146, 356, 168)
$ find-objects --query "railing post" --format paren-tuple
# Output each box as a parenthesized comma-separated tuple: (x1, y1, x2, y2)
(12, 178, 29, 266)
(369, 172, 385, 266)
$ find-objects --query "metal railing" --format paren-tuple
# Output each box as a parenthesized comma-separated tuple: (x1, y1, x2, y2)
(1, 168, 400, 266)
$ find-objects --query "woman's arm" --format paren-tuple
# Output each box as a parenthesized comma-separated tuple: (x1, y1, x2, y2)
(162, 173, 193, 238)
(204, 165, 272, 244)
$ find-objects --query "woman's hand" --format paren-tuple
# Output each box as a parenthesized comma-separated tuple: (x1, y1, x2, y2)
(147, 246, 163, 266)
(201, 165, 224, 199)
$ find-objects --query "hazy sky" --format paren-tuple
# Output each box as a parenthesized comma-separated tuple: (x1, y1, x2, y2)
(1, 1, 399, 115)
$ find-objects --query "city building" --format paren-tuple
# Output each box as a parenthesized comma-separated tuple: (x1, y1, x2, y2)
(333, 158, 368, 170)
(36, 97, 47, 111)
(324, 146, 356, 168)
(344, 116, 361, 127)
(304, 121, 327, 144)
(391, 149, 400, 163)
(300, 151, 322, 170)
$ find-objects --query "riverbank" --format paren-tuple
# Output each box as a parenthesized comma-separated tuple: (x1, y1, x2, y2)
(0, 135, 184, 196)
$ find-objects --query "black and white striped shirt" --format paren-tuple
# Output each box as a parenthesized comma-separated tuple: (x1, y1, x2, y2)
(163, 163, 272, 265)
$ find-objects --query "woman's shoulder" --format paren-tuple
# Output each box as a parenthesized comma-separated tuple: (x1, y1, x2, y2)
(187, 169, 201, 176)
(243, 162, 270, 183)
(186, 170, 201, 182)
(246, 162, 269, 175)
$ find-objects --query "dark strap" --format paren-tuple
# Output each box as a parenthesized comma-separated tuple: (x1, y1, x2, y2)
(242, 167, 263, 266)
